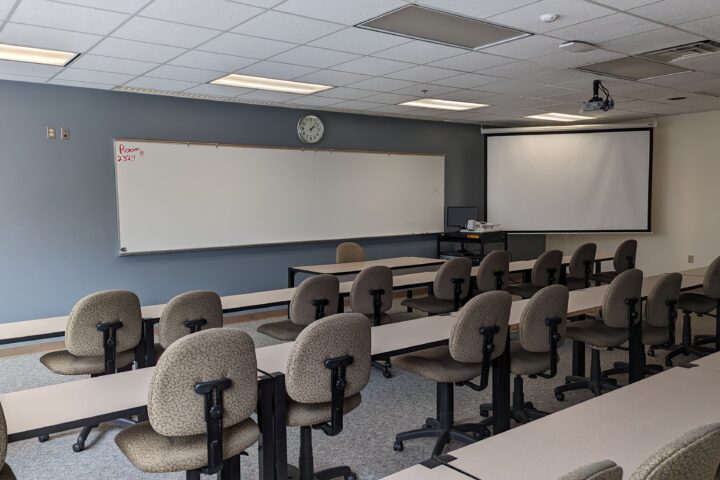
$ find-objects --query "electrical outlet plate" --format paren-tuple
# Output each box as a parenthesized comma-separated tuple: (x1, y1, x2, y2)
(46, 127, 56, 139)
(61, 127, 69, 140)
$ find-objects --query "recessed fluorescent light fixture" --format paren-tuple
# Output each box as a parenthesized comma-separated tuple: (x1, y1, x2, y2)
(400, 98, 488, 111)
(525, 112, 594, 122)
(357, 4, 531, 50)
(211, 74, 332, 94)
(0, 43, 78, 66)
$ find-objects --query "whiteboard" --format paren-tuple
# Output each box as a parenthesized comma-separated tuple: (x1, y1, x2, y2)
(113, 139, 445, 254)
(486, 129, 651, 232)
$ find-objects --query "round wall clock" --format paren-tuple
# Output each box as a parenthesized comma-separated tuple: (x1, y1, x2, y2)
(297, 113, 325, 144)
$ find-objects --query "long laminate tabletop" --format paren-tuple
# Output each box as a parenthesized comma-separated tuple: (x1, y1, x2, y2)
(291, 256, 446, 275)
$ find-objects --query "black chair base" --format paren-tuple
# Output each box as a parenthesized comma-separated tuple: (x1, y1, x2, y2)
(289, 426, 356, 480)
(665, 312, 711, 366)
(72, 424, 97, 452)
(602, 361, 663, 378)
(693, 335, 719, 349)
(186, 454, 243, 480)
(287, 464, 355, 480)
(479, 375, 548, 425)
(372, 358, 392, 379)
(555, 349, 618, 400)
(393, 382, 489, 457)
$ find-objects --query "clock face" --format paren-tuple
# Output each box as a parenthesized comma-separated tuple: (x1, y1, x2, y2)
(297, 114, 325, 144)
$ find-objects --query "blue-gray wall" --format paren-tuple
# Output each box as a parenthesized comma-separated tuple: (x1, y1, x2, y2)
(0, 80, 544, 323)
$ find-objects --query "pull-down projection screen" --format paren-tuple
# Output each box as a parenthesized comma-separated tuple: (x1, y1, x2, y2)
(113, 139, 445, 255)
(486, 129, 652, 232)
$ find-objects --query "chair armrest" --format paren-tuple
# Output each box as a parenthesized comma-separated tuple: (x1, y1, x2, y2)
(183, 318, 208, 333)
(315, 355, 354, 437)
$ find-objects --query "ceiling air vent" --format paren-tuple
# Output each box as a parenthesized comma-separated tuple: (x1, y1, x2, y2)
(642, 40, 720, 63)
(575, 56, 692, 81)
(357, 4, 531, 50)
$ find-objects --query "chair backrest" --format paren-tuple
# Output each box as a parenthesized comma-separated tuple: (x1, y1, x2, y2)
(519, 284, 569, 353)
(703, 255, 720, 299)
(569, 243, 597, 279)
(449, 290, 512, 363)
(433, 257, 473, 301)
(613, 239, 637, 272)
(476, 250, 511, 292)
(0, 403, 7, 475)
(350, 266, 393, 316)
(285, 313, 371, 404)
(629, 423, 720, 480)
(289, 274, 340, 326)
(158, 291, 223, 349)
(601, 269, 643, 329)
(336, 242, 365, 263)
(645, 273, 682, 329)
(531, 250, 564, 287)
(65, 290, 142, 357)
(147, 329, 257, 437)
(558, 460, 623, 480)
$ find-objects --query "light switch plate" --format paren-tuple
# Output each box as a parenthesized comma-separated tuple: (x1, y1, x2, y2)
(46, 127, 56, 139)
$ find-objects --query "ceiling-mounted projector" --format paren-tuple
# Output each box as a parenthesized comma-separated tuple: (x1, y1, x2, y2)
(581, 79, 615, 113)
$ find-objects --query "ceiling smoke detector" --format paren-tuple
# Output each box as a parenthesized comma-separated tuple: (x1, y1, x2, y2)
(559, 41, 596, 53)
(540, 13, 559, 23)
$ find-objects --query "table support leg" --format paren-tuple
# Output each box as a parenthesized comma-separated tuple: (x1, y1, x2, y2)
(288, 269, 296, 288)
(629, 317, 645, 384)
(139, 319, 157, 368)
(257, 373, 288, 480)
(406, 290, 413, 313)
(572, 340, 585, 378)
(491, 332, 511, 435)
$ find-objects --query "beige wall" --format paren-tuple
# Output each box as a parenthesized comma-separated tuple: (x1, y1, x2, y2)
(546, 109, 720, 275)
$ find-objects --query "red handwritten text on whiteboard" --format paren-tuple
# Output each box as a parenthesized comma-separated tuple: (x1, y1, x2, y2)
(117, 144, 144, 162)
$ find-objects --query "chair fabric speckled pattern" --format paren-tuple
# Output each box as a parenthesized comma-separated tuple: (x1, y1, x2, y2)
(592, 239, 637, 284)
(507, 250, 563, 299)
(558, 460, 623, 480)
(158, 291, 222, 350)
(115, 329, 260, 473)
(566, 243, 597, 290)
(336, 242, 365, 263)
(642, 273, 681, 345)
(476, 250, 511, 293)
(0, 404, 16, 480)
(350, 265, 394, 324)
(629, 423, 720, 480)
(401, 257, 472, 315)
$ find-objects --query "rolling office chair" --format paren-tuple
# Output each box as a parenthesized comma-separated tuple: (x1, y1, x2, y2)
(558, 460, 623, 480)
(479, 285, 568, 424)
(284, 313, 371, 480)
(629, 423, 720, 480)
(555, 269, 643, 400)
(393, 291, 512, 456)
(603, 273, 681, 377)
(39, 290, 142, 452)
(0, 404, 16, 480)
(666, 256, 720, 366)
(475, 250, 510, 293)
(336, 242, 365, 263)
(506, 250, 563, 299)
(257, 274, 339, 341)
(115, 329, 259, 479)
(155, 290, 223, 358)
(591, 239, 637, 285)
(401, 257, 472, 315)
(564, 243, 597, 291)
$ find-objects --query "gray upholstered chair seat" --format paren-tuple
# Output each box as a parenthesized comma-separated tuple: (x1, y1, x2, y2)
(565, 319, 629, 348)
(591, 271, 619, 284)
(256, 319, 305, 341)
(115, 418, 260, 474)
(679, 292, 717, 314)
(394, 346, 484, 383)
(401, 296, 455, 314)
(0, 464, 16, 480)
(642, 323, 670, 346)
(558, 460, 623, 480)
(40, 348, 135, 375)
(506, 283, 543, 298)
(565, 276, 588, 291)
(509, 340, 551, 376)
(286, 394, 362, 427)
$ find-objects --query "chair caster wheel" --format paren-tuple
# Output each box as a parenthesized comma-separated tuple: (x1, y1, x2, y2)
(38, 435, 49, 443)
(393, 441, 404, 452)
(383, 370, 392, 379)
(345, 474, 357, 480)
(555, 392, 565, 401)
(72, 442, 85, 453)
(665, 359, 673, 367)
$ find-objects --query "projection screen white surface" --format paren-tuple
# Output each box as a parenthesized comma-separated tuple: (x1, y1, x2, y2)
(486, 130, 651, 232)
(113, 140, 445, 254)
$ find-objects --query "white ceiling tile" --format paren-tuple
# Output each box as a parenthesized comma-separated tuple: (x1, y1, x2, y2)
(487, 0, 615, 33)
(0, 73, 48, 83)
(601, 27, 703, 55)
(390, 83, 458, 96)
(0, 23, 101, 51)
(640, 71, 717, 88)
(238, 89, 302, 101)
(679, 16, 720, 42)
(0, 0, 14, 20)
(535, 49, 624, 68)
(373, 41, 467, 65)
(431, 72, 501, 89)
(331, 99, 386, 110)
(0, 58, 61, 77)
(274, 0, 406, 26)
(414, 0, 544, 19)
(47, 78, 115, 89)
(285, 95, 346, 107)
(428, 52, 514, 72)
(91, 38, 186, 63)
(480, 35, 560, 60)
(141, 0, 263, 30)
(346, 76, 416, 91)
(330, 56, 414, 76)
(199, 33, 296, 59)
(547, 13, 663, 43)
(44, 0, 152, 14)
(146, 64, 224, 83)
(10, 0, 129, 35)
(292, 69, 372, 87)
(308, 27, 411, 55)
(124, 76, 198, 91)
(481, 79, 575, 97)
(236, 60, 318, 79)
(480, 60, 554, 79)
(629, 0, 720, 25)
(269, 46, 358, 68)
(433, 90, 492, 101)
(228, 0, 282, 6)
(359, 92, 416, 104)
(589, 0, 662, 10)
(313, 86, 374, 100)
(184, 83, 252, 97)
(523, 67, 595, 85)
(112, 17, 219, 48)
(69, 54, 158, 75)
(55, 68, 136, 85)
(232, 10, 343, 43)
(386, 65, 457, 82)
(369, 104, 417, 114)
(673, 54, 720, 74)
(170, 50, 256, 71)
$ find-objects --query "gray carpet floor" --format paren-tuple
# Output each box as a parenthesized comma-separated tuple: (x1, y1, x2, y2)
(0, 305, 712, 480)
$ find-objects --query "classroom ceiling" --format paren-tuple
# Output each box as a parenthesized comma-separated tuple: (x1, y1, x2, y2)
(1, 0, 720, 126)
